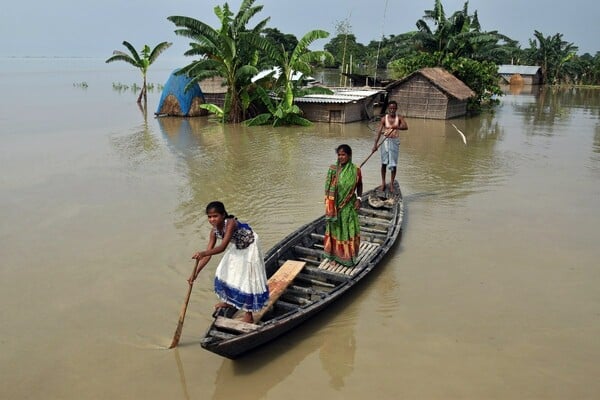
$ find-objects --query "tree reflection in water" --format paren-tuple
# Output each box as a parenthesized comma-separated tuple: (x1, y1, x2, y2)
(110, 103, 162, 167)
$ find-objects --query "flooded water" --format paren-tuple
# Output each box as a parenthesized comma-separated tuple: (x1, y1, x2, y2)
(1, 58, 599, 399)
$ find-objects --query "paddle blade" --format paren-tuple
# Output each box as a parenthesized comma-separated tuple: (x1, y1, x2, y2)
(169, 320, 185, 349)
(168, 283, 193, 349)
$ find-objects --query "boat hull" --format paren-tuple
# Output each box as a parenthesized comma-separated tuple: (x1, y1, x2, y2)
(201, 183, 404, 358)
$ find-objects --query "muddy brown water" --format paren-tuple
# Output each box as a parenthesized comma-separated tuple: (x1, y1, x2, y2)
(1, 59, 599, 399)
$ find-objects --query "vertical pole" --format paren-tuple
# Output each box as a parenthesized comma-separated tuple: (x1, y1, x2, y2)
(374, 0, 389, 85)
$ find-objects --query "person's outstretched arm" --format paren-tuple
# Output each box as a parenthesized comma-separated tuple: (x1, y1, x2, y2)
(189, 231, 217, 283)
(194, 219, 235, 259)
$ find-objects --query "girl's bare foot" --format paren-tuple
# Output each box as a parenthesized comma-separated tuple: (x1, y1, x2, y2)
(378, 184, 386, 192)
(241, 312, 254, 323)
(214, 302, 233, 310)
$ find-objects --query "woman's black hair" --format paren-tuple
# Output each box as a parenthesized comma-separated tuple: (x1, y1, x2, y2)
(336, 144, 352, 157)
(205, 201, 234, 219)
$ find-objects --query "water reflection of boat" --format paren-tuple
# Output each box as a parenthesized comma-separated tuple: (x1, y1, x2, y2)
(201, 182, 404, 359)
(211, 303, 358, 399)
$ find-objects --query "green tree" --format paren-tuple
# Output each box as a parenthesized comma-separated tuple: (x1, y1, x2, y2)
(366, 32, 417, 69)
(105, 41, 172, 104)
(246, 30, 334, 126)
(575, 52, 600, 85)
(388, 51, 502, 113)
(413, 0, 510, 64)
(262, 28, 298, 55)
(168, 0, 269, 123)
(524, 30, 578, 84)
(257, 28, 299, 69)
(323, 18, 370, 79)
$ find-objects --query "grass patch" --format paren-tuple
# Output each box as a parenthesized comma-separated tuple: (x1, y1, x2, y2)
(111, 82, 164, 93)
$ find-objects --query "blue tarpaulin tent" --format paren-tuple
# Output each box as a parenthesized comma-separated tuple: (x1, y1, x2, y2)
(155, 70, 206, 117)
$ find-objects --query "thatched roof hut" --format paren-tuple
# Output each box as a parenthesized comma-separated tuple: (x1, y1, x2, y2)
(198, 76, 227, 108)
(155, 70, 207, 117)
(385, 67, 475, 119)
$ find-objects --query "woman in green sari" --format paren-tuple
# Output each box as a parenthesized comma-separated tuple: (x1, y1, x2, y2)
(324, 144, 363, 266)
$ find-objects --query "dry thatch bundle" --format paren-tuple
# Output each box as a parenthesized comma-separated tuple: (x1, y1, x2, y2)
(155, 70, 207, 117)
(158, 95, 206, 117)
(509, 73, 524, 85)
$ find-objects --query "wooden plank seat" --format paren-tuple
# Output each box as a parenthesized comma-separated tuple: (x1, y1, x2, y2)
(213, 317, 260, 333)
(358, 208, 393, 219)
(214, 260, 306, 331)
(317, 241, 380, 276)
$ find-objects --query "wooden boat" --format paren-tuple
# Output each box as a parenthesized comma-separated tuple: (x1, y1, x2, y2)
(200, 182, 404, 359)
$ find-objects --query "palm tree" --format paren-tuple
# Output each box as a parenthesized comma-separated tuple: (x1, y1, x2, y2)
(168, 0, 269, 123)
(247, 30, 334, 126)
(105, 41, 172, 104)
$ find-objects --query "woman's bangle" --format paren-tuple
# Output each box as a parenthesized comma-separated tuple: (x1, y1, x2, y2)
(356, 196, 362, 201)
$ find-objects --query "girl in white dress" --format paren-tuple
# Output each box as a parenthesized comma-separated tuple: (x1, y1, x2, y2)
(189, 201, 269, 323)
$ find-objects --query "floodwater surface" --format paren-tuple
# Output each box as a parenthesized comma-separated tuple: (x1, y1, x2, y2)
(1, 58, 600, 399)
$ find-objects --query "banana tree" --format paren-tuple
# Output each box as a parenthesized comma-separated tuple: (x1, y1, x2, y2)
(414, 0, 508, 64)
(106, 41, 172, 104)
(246, 29, 334, 126)
(168, 0, 269, 123)
(526, 31, 578, 84)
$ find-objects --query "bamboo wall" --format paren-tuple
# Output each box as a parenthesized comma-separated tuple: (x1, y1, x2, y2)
(389, 76, 468, 119)
(203, 93, 226, 108)
(199, 77, 227, 108)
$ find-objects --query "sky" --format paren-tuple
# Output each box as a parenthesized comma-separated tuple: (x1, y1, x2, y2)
(3, 0, 598, 59)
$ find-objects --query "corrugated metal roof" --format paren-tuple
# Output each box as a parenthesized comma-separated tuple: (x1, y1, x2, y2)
(294, 89, 383, 104)
(498, 65, 542, 75)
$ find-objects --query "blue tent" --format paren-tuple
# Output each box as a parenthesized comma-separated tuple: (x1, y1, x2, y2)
(156, 70, 206, 117)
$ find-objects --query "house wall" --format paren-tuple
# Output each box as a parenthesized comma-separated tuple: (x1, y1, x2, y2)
(389, 76, 468, 120)
(199, 77, 227, 108)
(344, 102, 365, 122)
(528, 72, 543, 85)
(445, 98, 468, 119)
(203, 93, 225, 108)
(298, 102, 365, 123)
(390, 76, 443, 119)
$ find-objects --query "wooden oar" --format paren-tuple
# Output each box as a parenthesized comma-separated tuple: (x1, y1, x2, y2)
(169, 259, 199, 349)
(360, 137, 387, 168)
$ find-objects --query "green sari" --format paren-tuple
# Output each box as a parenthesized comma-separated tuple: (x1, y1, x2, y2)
(324, 161, 361, 266)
